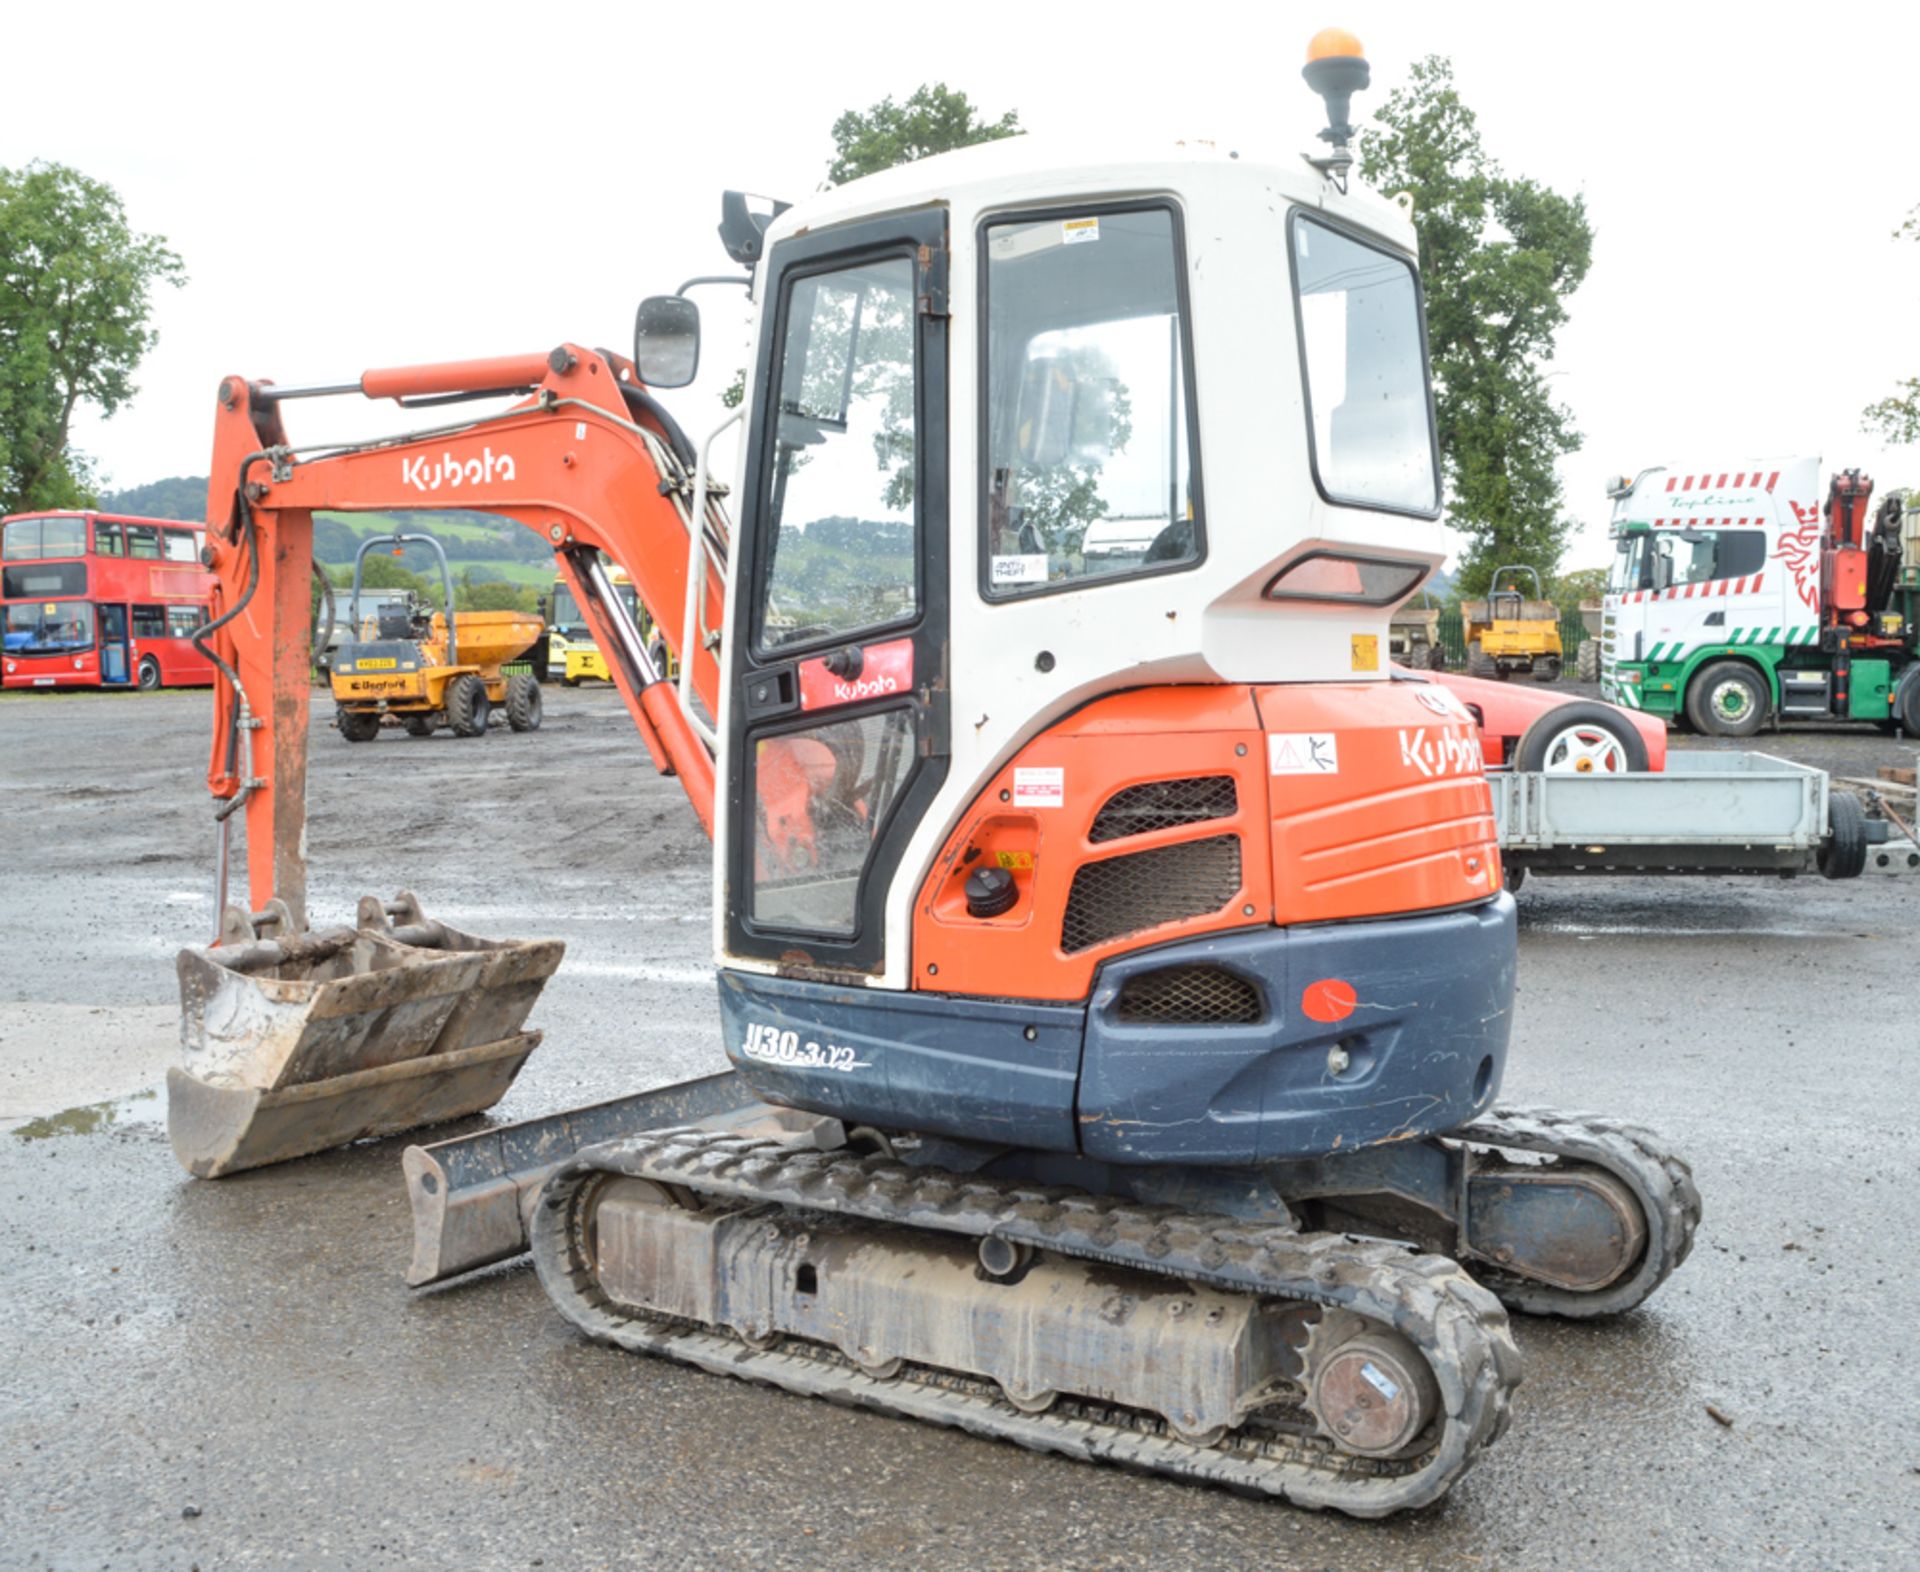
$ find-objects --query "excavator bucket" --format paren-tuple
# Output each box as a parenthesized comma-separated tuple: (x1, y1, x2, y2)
(168, 893, 563, 1178)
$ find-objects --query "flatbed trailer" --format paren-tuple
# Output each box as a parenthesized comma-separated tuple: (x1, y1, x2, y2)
(1492, 752, 1915, 877)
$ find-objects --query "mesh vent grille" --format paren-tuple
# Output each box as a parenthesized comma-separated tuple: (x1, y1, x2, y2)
(1114, 966, 1263, 1025)
(1089, 776, 1238, 844)
(1061, 835, 1242, 954)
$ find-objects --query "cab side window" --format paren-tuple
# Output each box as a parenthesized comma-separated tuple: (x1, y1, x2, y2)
(981, 205, 1201, 598)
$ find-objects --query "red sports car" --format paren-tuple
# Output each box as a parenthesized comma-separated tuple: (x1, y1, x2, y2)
(1399, 667, 1668, 774)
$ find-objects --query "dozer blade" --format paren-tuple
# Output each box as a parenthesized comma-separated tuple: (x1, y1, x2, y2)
(169, 893, 563, 1178)
(402, 1071, 840, 1288)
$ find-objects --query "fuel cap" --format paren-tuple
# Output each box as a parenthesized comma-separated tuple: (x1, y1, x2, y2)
(964, 864, 1018, 919)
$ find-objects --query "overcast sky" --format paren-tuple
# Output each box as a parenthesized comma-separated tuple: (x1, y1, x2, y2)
(7, 0, 1917, 571)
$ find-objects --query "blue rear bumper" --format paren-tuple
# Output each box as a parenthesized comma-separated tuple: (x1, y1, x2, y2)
(717, 894, 1515, 1165)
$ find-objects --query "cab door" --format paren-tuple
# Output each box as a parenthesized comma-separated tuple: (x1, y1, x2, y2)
(725, 210, 950, 976)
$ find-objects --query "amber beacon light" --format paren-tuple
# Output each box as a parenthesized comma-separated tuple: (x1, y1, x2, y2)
(1303, 28, 1371, 157)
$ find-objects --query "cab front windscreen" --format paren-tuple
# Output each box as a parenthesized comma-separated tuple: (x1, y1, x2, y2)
(5, 600, 95, 654)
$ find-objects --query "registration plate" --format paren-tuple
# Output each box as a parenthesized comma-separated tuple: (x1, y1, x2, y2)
(33, 677, 54, 686)
(356, 658, 398, 670)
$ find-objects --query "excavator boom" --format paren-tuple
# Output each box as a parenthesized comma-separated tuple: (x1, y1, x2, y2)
(199, 346, 725, 927)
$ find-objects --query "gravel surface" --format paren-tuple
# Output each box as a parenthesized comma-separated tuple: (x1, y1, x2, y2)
(2, 685, 1916, 1570)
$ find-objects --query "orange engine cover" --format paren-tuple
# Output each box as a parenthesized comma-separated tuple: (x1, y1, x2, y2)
(913, 682, 1502, 1001)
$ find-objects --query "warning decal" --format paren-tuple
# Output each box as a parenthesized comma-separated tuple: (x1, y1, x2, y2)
(1012, 766, 1065, 807)
(1350, 634, 1379, 672)
(1268, 733, 1339, 775)
(1062, 217, 1100, 245)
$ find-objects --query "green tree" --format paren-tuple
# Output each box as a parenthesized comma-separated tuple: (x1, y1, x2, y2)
(1360, 57, 1592, 599)
(0, 162, 185, 514)
(722, 85, 1021, 411)
(826, 84, 1021, 188)
(1862, 205, 1920, 444)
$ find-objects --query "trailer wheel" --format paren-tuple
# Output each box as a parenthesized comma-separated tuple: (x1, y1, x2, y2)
(506, 673, 543, 732)
(1514, 701, 1649, 775)
(1503, 861, 1527, 894)
(1467, 642, 1498, 680)
(447, 674, 490, 738)
(337, 708, 381, 743)
(1686, 660, 1769, 737)
(1819, 791, 1867, 880)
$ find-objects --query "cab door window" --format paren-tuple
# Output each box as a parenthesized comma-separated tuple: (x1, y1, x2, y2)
(757, 256, 920, 653)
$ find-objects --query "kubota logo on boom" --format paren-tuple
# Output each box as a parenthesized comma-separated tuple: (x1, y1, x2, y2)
(1775, 502, 1823, 610)
(1398, 724, 1480, 779)
(400, 446, 517, 493)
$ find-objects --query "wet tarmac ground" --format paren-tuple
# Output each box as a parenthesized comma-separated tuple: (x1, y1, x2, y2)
(3, 687, 1917, 1570)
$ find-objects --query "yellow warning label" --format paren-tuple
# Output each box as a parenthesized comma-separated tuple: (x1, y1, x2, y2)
(994, 850, 1033, 870)
(357, 658, 398, 670)
(1350, 634, 1379, 672)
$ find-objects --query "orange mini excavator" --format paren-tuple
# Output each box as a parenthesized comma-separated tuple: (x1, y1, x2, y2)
(171, 32, 1698, 1516)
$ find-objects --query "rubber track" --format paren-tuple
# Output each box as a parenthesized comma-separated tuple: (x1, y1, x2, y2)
(529, 1128, 1523, 1517)
(1455, 1105, 1702, 1318)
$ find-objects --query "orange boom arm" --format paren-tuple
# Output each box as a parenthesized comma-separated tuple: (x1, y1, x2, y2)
(200, 345, 725, 928)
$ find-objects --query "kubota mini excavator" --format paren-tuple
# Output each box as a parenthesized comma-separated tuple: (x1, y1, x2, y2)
(173, 30, 1699, 1516)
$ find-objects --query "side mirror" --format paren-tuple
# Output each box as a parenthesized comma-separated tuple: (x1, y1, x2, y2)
(634, 296, 700, 389)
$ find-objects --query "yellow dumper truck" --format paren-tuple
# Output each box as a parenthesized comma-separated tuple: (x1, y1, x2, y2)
(1462, 564, 1563, 682)
(329, 533, 545, 739)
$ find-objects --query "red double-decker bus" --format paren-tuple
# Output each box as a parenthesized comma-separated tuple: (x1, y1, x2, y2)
(2, 511, 218, 691)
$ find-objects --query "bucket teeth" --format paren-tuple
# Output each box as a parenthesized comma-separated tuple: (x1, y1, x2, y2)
(168, 894, 563, 1178)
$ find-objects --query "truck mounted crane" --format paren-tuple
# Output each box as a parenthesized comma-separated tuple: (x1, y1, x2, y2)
(169, 31, 1699, 1516)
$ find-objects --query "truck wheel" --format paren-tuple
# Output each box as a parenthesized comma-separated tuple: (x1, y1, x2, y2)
(337, 708, 381, 743)
(1576, 641, 1601, 683)
(403, 716, 437, 737)
(1466, 641, 1498, 680)
(446, 674, 490, 738)
(1686, 661, 1768, 737)
(136, 656, 162, 691)
(1897, 670, 1920, 734)
(1513, 701, 1649, 775)
(506, 673, 543, 732)
(1504, 861, 1527, 894)
(1532, 656, 1563, 683)
(1819, 791, 1867, 880)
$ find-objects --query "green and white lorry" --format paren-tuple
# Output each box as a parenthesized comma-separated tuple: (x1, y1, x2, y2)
(1600, 458, 1920, 736)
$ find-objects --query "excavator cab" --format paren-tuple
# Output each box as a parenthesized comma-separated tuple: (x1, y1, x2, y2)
(173, 29, 1698, 1516)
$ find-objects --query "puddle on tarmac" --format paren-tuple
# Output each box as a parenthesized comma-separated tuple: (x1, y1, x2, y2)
(11, 1088, 158, 1141)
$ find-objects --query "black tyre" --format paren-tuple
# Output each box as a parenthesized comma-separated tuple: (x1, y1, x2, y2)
(337, 707, 381, 743)
(1896, 670, 1920, 734)
(649, 640, 670, 678)
(1819, 790, 1867, 880)
(1513, 701, 1650, 775)
(506, 672, 543, 732)
(562, 674, 581, 688)
(136, 656, 162, 692)
(1425, 642, 1447, 673)
(1466, 641, 1497, 680)
(1532, 656, 1563, 683)
(1685, 660, 1769, 737)
(1504, 861, 1527, 894)
(446, 674, 490, 738)
(403, 715, 437, 737)
(1576, 640, 1601, 683)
